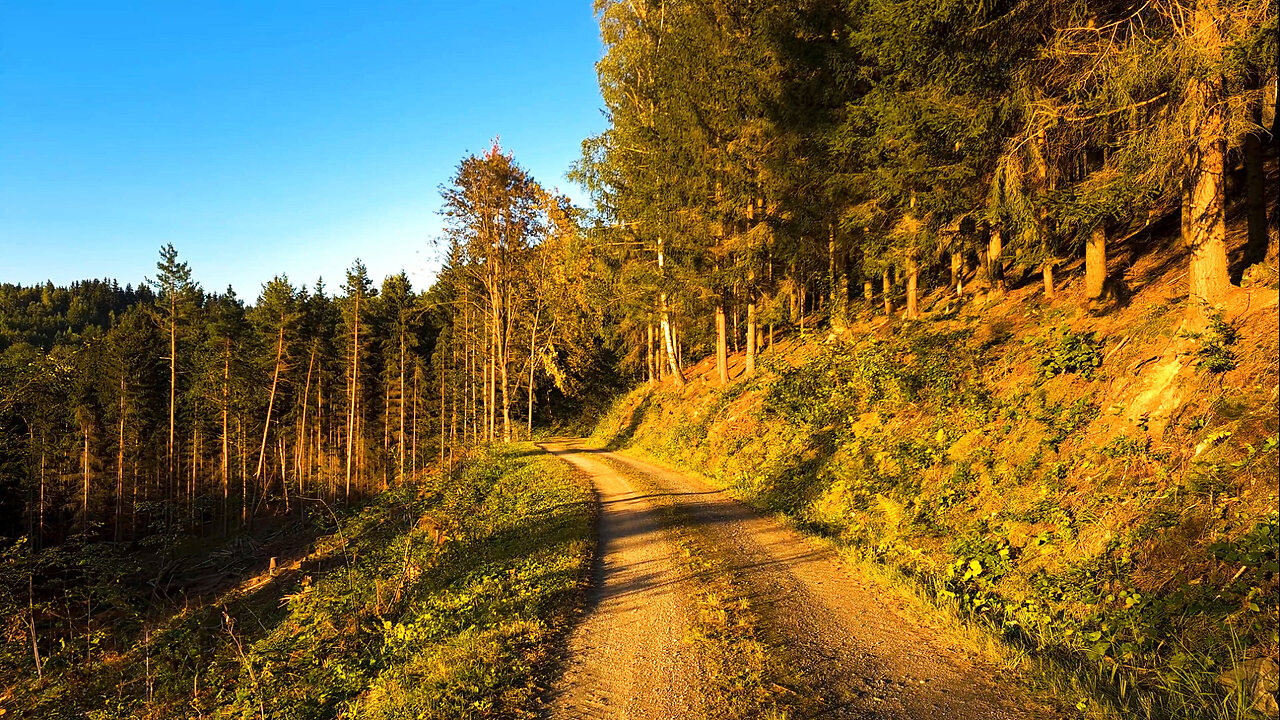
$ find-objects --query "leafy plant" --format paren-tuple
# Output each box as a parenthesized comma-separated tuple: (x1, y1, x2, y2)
(1185, 311, 1241, 374)
(1041, 328, 1104, 379)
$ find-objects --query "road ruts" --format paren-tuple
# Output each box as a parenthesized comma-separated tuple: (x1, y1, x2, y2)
(539, 439, 706, 720)
(546, 438, 1064, 720)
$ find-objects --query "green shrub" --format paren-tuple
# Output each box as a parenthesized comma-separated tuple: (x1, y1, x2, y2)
(1041, 328, 1104, 379)
(1186, 311, 1240, 374)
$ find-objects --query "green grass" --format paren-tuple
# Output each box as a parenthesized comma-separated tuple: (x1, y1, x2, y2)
(1, 444, 594, 720)
(594, 322, 1279, 720)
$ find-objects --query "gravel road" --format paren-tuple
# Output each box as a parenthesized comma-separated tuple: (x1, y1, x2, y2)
(542, 438, 1062, 720)
(541, 440, 706, 720)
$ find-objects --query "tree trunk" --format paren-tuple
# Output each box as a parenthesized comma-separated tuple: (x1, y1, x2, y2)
(116, 379, 125, 542)
(527, 308, 540, 439)
(745, 299, 757, 377)
(168, 298, 176, 512)
(297, 343, 315, 499)
(221, 341, 230, 533)
(1085, 224, 1107, 302)
(905, 256, 920, 319)
(646, 323, 656, 385)
(863, 280, 873, 303)
(1242, 130, 1268, 270)
(82, 426, 90, 533)
(950, 252, 963, 294)
(345, 294, 359, 500)
(1186, 73, 1230, 321)
(255, 324, 285, 485)
(882, 270, 893, 314)
(715, 298, 729, 385)
(828, 224, 844, 326)
(660, 298, 685, 385)
(1042, 261, 1055, 299)
(657, 238, 686, 386)
(986, 225, 1005, 293)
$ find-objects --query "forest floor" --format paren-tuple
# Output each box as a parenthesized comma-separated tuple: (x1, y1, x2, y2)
(541, 438, 1066, 720)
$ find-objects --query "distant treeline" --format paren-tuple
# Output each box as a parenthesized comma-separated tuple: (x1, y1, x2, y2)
(0, 148, 622, 549)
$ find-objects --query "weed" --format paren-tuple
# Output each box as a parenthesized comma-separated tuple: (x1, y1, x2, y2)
(1185, 311, 1241, 374)
(1041, 328, 1104, 380)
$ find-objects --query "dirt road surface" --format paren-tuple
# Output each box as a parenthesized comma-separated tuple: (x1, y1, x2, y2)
(541, 440, 706, 720)
(542, 438, 1062, 720)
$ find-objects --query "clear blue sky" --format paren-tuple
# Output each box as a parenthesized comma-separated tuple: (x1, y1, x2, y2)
(0, 1, 605, 298)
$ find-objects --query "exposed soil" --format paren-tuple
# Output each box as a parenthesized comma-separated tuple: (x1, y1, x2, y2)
(544, 438, 1065, 720)
(540, 439, 707, 720)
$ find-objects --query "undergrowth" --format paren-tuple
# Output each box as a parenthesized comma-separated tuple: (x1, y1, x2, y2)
(0, 444, 593, 719)
(594, 321, 1279, 720)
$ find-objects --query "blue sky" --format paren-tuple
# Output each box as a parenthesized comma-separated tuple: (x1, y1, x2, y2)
(0, 1, 606, 298)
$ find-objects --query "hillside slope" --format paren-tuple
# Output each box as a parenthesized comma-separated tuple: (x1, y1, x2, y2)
(594, 225, 1280, 719)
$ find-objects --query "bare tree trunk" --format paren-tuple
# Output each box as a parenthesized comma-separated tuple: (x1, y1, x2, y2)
(1085, 224, 1107, 302)
(863, 279, 873, 303)
(82, 426, 90, 533)
(398, 334, 406, 482)
(168, 298, 176, 514)
(950, 252, 963, 294)
(646, 323, 656, 385)
(657, 238, 686, 386)
(905, 255, 920, 319)
(828, 222, 845, 326)
(986, 225, 1005, 293)
(882, 269, 893, 314)
(296, 343, 315, 499)
(1242, 128, 1269, 269)
(346, 294, 360, 500)
(1042, 261, 1056, 299)
(116, 378, 125, 542)
(527, 307, 540, 439)
(221, 341, 230, 533)
(1186, 63, 1229, 322)
(715, 297, 729, 385)
(745, 298, 757, 377)
(255, 324, 285, 486)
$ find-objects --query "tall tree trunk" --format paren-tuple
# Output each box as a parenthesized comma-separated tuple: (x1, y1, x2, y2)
(346, 294, 360, 500)
(986, 225, 1005, 293)
(1085, 224, 1107, 302)
(905, 256, 920, 319)
(255, 324, 285, 486)
(863, 279, 873, 303)
(745, 298, 757, 377)
(950, 251, 963, 294)
(296, 343, 315, 499)
(527, 308, 540, 439)
(82, 425, 90, 533)
(1186, 65, 1230, 322)
(828, 222, 846, 326)
(1042, 261, 1056, 299)
(646, 323, 656, 385)
(657, 238, 686, 386)
(882, 269, 893, 314)
(116, 379, 125, 542)
(221, 341, 230, 533)
(715, 297, 729, 385)
(1242, 130, 1269, 270)
(168, 299, 176, 515)
(398, 334, 406, 482)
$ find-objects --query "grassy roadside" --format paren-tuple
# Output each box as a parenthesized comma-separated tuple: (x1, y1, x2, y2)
(2, 444, 594, 720)
(593, 316, 1278, 720)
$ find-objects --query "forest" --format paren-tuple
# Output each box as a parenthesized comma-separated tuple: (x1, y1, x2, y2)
(0, 0, 1275, 718)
